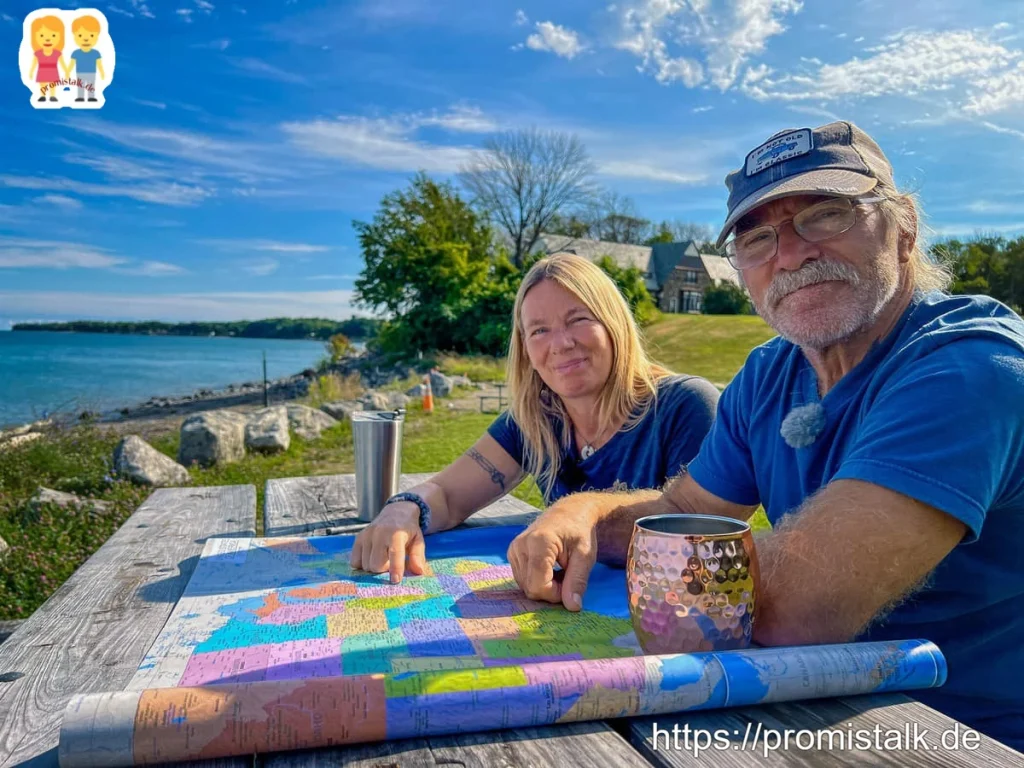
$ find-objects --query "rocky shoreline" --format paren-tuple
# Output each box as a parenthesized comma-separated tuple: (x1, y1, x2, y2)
(1, 351, 486, 441)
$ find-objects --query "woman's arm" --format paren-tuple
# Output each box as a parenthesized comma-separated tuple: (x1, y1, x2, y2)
(349, 433, 525, 582)
(411, 433, 526, 533)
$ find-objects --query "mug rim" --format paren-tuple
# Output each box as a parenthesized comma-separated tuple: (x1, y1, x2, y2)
(633, 513, 751, 539)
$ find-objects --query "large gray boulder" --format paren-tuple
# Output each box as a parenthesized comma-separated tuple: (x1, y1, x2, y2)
(320, 401, 363, 421)
(360, 391, 390, 411)
(178, 410, 247, 467)
(115, 435, 191, 486)
(429, 371, 454, 398)
(406, 383, 427, 398)
(286, 405, 338, 440)
(245, 406, 290, 453)
(30, 487, 112, 514)
(388, 392, 411, 409)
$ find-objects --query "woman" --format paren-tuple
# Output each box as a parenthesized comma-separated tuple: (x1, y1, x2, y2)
(350, 252, 720, 583)
(27, 15, 68, 103)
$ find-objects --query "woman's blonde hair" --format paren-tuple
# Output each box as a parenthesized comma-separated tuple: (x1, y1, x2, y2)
(506, 252, 671, 501)
(31, 16, 65, 52)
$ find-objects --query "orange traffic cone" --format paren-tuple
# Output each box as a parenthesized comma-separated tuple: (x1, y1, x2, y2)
(422, 375, 434, 413)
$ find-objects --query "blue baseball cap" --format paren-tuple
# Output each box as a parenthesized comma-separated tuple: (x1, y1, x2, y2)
(715, 120, 895, 247)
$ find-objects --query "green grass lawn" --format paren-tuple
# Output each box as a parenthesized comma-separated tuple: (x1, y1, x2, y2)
(642, 313, 778, 387)
(0, 314, 772, 620)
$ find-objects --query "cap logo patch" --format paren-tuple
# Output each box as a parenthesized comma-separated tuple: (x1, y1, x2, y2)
(746, 128, 812, 176)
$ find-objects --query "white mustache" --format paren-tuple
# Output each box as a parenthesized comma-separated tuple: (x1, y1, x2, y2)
(766, 260, 861, 307)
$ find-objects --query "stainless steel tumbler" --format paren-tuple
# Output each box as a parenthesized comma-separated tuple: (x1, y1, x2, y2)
(351, 409, 405, 523)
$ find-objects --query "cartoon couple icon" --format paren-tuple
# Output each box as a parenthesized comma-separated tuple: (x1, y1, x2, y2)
(26, 13, 106, 104)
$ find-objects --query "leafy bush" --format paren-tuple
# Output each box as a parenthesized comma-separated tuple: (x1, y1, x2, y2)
(702, 280, 752, 315)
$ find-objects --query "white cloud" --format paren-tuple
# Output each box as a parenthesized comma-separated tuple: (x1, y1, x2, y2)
(416, 105, 498, 133)
(192, 39, 231, 50)
(526, 21, 586, 59)
(616, 0, 802, 89)
(981, 121, 1024, 140)
(63, 119, 296, 180)
(0, 291, 364, 322)
(129, 0, 155, 17)
(0, 174, 211, 206)
(598, 160, 708, 185)
(117, 261, 188, 276)
(132, 98, 168, 109)
(195, 0, 215, 12)
(227, 57, 307, 84)
(32, 194, 83, 209)
(515, 9, 529, 26)
(743, 29, 1024, 117)
(176, 8, 193, 22)
(0, 238, 123, 270)
(281, 117, 479, 173)
(0, 238, 185, 276)
(242, 259, 280, 277)
(966, 200, 1024, 214)
(1, 14, 15, 23)
(691, 106, 714, 113)
(930, 221, 1024, 237)
(106, 6, 135, 18)
(965, 61, 1024, 115)
(198, 239, 331, 253)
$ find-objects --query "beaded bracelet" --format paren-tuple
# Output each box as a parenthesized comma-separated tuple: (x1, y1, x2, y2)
(385, 492, 432, 535)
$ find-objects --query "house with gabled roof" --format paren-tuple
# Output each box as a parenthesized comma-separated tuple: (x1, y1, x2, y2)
(524, 233, 744, 314)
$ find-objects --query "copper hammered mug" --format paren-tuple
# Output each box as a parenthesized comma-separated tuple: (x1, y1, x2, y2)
(626, 514, 759, 654)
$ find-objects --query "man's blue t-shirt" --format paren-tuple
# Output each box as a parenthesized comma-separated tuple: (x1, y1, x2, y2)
(488, 374, 720, 504)
(71, 48, 101, 73)
(687, 290, 1024, 751)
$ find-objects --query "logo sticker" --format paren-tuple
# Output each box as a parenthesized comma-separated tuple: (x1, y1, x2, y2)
(745, 128, 812, 176)
(18, 8, 115, 109)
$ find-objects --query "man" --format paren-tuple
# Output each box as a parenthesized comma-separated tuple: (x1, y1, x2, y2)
(66, 14, 105, 103)
(507, 121, 1024, 752)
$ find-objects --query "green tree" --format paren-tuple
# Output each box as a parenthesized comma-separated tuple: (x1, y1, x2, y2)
(326, 333, 352, 362)
(702, 280, 752, 314)
(353, 173, 508, 355)
(593, 255, 659, 326)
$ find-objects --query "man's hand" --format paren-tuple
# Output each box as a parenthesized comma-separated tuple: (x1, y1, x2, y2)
(349, 502, 427, 584)
(507, 506, 597, 612)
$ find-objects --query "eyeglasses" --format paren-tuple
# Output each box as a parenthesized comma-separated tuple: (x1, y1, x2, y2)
(724, 196, 885, 271)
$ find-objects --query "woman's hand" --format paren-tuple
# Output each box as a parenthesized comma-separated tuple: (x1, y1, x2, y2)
(349, 501, 427, 584)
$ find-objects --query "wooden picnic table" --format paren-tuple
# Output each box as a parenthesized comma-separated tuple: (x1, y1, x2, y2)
(1, 473, 1020, 768)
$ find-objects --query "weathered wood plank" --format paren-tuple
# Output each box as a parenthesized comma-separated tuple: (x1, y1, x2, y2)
(0, 486, 256, 768)
(264, 722, 653, 768)
(627, 692, 1021, 767)
(264, 473, 539, 537)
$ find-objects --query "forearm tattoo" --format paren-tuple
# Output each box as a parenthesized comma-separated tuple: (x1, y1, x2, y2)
(468, 448, 506, 492)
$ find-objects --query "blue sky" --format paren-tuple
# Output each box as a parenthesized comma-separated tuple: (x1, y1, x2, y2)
(1, 0, 1022, 327)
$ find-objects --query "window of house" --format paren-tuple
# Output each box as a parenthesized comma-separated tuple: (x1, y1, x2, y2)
(684, 269, 699, 284)
(680, 290, 702, 313)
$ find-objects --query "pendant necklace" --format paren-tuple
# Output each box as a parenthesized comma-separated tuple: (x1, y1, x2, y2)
(576, 423, 605, 460)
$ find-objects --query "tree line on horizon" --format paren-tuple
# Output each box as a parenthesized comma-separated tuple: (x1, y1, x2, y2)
(11, 317, 382, 341)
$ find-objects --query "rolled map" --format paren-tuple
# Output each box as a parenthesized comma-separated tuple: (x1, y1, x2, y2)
(58, 639, 946, 768)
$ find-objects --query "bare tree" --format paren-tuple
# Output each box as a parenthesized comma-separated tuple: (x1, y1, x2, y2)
(459, 128, 597, 268)
(588, 191, 651, 245)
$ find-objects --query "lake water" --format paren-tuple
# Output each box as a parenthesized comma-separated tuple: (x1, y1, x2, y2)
(0, 331, 332, 428)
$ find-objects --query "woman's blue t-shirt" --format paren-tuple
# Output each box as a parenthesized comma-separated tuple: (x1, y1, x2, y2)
(487, 374, 720, 504)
